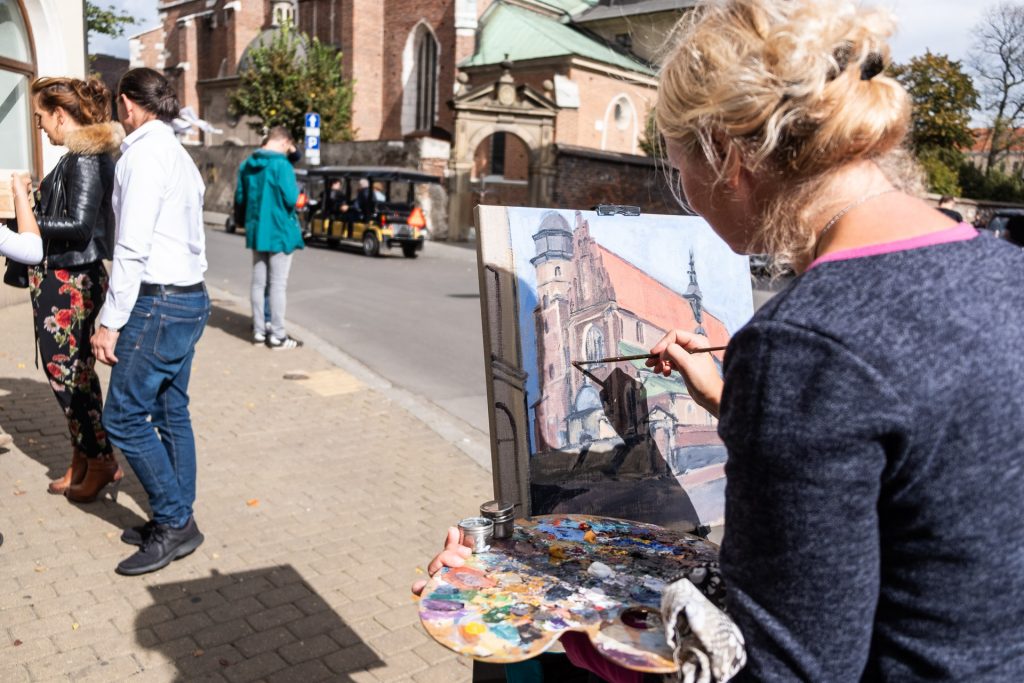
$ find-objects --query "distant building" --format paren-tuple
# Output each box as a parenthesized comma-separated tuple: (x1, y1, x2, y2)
(965, 127, 1024, 177)
(130, 0, 686, 152)
(90, 54, 131, 119)
(129, 0, 694, 237)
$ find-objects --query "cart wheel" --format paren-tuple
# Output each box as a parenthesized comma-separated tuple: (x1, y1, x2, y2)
(362, 232, 381, 257)
(402, 243, 419, 258)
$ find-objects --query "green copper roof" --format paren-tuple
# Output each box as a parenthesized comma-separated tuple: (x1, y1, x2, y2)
(460, 2, 654, 75)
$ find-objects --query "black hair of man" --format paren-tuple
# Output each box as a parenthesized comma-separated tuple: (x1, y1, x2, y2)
(118, 68, 179, 122)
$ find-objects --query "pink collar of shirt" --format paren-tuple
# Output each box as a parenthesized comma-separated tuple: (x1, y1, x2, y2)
(806, 223, 978, 271)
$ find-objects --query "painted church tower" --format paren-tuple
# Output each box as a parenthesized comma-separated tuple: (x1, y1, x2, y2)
(531, 211, 574, 451)
(682, 250, 707, 336)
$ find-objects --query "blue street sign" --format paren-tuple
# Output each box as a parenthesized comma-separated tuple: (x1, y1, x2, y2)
(306, 135, 320, 151)
(305, 112, 320, 129)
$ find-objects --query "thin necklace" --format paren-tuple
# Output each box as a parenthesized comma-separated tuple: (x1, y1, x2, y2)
(813, 188, 899, 259)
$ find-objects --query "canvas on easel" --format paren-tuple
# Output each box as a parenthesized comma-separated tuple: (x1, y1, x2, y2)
(475, 206, 754, 532)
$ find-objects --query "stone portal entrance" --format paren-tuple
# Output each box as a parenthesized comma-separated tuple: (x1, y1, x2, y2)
(448, 64, 558, 240)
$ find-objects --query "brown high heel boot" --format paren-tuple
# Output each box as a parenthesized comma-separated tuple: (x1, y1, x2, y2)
(65, 455, 124, 503)
(48, 450, 88, 495)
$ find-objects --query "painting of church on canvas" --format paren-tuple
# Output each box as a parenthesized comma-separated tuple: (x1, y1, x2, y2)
(503, 208, 753, 530)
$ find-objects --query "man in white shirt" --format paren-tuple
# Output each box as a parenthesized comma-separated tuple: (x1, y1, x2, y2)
(91, 68, 210, 576)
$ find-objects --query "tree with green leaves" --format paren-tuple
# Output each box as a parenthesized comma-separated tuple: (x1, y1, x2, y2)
(891, 51, 978, 195)
(228, 23, 354, 143)
(85, 1, 137, 54)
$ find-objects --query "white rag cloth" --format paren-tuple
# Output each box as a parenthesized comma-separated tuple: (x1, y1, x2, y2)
(661, 577, 747, 682)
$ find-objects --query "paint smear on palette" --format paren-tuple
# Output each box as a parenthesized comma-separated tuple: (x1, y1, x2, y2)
(418, 514, 723, 673)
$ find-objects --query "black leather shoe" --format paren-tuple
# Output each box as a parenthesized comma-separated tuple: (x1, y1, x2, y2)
(121, 519, 157, 546)
(115, 517, 204, 576)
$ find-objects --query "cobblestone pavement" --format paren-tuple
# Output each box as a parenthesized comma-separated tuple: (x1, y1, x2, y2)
(0, 289, 492, 682)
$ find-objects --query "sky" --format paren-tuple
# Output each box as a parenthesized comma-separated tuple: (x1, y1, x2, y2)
(86, 1, 161, 58)
(88, 0, 1001, 63)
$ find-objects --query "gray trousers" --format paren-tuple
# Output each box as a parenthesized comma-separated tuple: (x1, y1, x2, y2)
(251, 250, 293, 340)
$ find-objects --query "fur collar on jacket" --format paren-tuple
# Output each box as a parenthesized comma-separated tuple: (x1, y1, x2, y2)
(63, 122, 124, 155)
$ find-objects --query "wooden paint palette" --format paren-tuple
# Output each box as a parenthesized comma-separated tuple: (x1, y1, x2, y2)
(418, 514, 723, 673)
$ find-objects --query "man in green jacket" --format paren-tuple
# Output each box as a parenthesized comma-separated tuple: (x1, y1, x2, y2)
(235, 126, 305, 349)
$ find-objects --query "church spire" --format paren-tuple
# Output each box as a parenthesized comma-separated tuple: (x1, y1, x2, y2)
(682, 250, 705, 330)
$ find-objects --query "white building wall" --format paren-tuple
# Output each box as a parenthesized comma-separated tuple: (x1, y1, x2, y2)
(22, 0, 87, 172)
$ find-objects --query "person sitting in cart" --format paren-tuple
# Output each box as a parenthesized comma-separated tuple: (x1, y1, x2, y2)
(354, 178, 375, 219)
(326, 179, 348, 217)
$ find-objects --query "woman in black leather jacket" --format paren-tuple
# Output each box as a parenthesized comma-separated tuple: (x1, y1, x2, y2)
(20, 77, 124, 502)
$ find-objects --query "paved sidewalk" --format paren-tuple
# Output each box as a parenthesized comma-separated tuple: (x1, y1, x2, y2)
(0, 289, 492, 681)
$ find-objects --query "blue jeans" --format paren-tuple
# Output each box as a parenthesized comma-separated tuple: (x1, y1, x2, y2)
(103, 289, 210, 527)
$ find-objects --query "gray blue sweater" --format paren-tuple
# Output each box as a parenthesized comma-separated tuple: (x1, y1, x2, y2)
(718, 230, 1024, 680)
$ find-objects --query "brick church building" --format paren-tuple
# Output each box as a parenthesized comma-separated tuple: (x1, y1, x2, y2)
(130, 0, 682, 149)
(130, 1, 689, 237)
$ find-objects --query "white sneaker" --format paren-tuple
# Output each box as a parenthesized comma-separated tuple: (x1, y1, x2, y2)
(268, 335, 303, 350)
(253, 331, 266, 345)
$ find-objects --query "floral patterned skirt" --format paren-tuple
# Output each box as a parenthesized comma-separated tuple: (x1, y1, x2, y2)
(29, 262, 112, 459)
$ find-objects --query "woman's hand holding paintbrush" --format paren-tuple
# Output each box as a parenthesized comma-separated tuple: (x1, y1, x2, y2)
(646, 330, 724, 417)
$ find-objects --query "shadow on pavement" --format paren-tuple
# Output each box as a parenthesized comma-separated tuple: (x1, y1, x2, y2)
(205, 301, 255, 346)
(0, 376, 149, 530)
(139, 565, 384, 682)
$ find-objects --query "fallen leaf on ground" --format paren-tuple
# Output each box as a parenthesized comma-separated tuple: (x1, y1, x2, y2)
(246, 499, 259, 507)
(13, 489, 25, 496)
(193, 649, 204, 657)
(34, 566, 47, 573)
(71, 623, 79, 631)
(13, 640, 22, 646)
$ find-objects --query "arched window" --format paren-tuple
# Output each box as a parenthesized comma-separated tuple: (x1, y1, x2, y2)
(554, 266, 561, 277)
(542, 294, 549, 308)
(636, 322, 644, 343)
(0, 0, 37, 175)
(548, 364, 554, 379)
(584, 326, 605, 362)
(401, 23, 439, 134)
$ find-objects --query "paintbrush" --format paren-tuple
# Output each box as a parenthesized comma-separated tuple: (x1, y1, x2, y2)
(572, 347, 727, 366)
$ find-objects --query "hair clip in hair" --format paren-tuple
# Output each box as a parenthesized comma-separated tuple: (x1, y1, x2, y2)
(860, 53, 884, 81)
(830, 44, 885, 82)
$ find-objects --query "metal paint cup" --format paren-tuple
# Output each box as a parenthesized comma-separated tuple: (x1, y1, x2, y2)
(480, 500, 515, 540)
(458, 517, 494, 553)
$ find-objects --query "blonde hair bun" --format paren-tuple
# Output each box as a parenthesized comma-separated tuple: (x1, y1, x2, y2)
(656, 0, 915, 266)
(658, 0, 909, 171)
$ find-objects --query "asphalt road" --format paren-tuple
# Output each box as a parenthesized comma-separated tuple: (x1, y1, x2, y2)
(204, 223, 492, 437)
